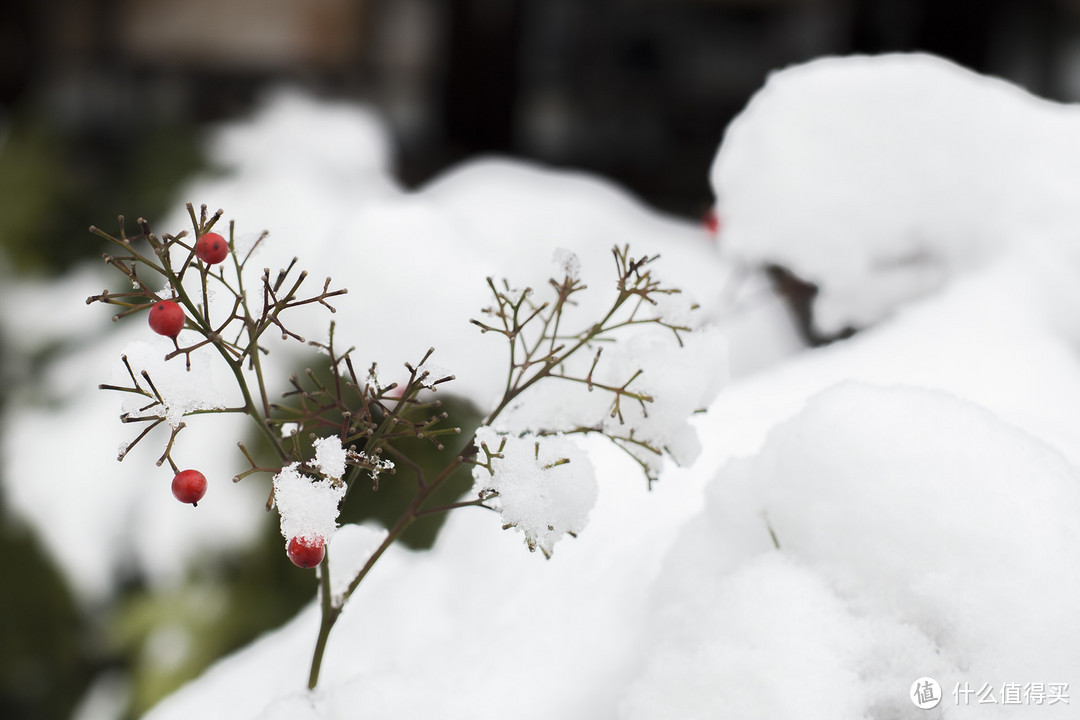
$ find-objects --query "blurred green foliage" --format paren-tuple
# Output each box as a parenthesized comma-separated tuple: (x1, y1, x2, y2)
(0, 511, 89, 720)
(107, 520, 320, 716)
(0, 110, 204, 275)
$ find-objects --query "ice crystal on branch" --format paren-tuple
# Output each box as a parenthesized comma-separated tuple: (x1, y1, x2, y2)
(552, 247, 581, 283)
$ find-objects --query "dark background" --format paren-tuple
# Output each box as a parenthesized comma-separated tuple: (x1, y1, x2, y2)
(1, 1, 1077, 718)
(2, 0, 1078, 273)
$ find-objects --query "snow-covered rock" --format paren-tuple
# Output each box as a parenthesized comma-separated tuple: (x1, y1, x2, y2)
(711, 53, 1080, 334)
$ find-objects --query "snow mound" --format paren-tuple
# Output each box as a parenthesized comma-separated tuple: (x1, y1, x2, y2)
(423, 157, 729, 325)
(711, 53, 1080, 333)
(166, 86, 401, 304)
(209, 87, 394, 183)
(624, 381, 1080, 718)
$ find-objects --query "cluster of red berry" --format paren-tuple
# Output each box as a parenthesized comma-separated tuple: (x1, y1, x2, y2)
(147, 232, 229, 338)
(145, 232, 320, 568)
(152, 233, 228, 510)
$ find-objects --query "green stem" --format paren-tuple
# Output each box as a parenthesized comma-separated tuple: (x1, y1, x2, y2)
(306, 452, 466, 687)
(233, 249, 273, 418)
(221, 353, 289, 461)
(308, 547, 338, 690)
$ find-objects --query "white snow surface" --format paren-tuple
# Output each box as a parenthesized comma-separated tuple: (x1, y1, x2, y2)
(208, 87, 396, 193)
(4, 54, 1079, 719)
(711, 52, 1080, 334)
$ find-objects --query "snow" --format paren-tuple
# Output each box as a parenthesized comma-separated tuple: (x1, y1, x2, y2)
(71, 672, 130, 720)
(411, 362, 452, 391)
(418, 158, 731, 336)
(207, 87, 396, 193)
(311, 436, 347, 480)
(138, 54, 1080, 718)
(620, 553, 878, 720)
(142, 433, 698, 720)
(624, 382, 1080, 719)
(273, 464, 346, 545)
(4, 51, 1080, 720)
(114, 339, 227, 429)
(353, 451, 394, 482)
(711, 52, 1080, 335)
(483, 286, 728, 480)
(325, 524, 388, 602)
(471, 426, 598, 557)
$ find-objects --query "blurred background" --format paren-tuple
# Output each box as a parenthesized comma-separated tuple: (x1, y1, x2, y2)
(2, 0, 1079, 718)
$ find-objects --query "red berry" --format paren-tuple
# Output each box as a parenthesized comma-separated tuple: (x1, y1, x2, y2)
(172, 469, 207, 506)
(148, 300, 185, 338)
(287, 536, 325, 568)
(195, 232, 229, 264)
(704, 208, 721, 236)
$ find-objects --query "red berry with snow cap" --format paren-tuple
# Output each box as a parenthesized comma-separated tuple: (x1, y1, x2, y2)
(148, 300, 185, 337)
(195, 232, 229, 265)
(287, 536, 325, 568)
(172, 469, 207, 506)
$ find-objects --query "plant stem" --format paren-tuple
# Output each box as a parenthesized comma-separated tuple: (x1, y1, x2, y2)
(308, 547, 338, 690)
(306, 452, 466, 686)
